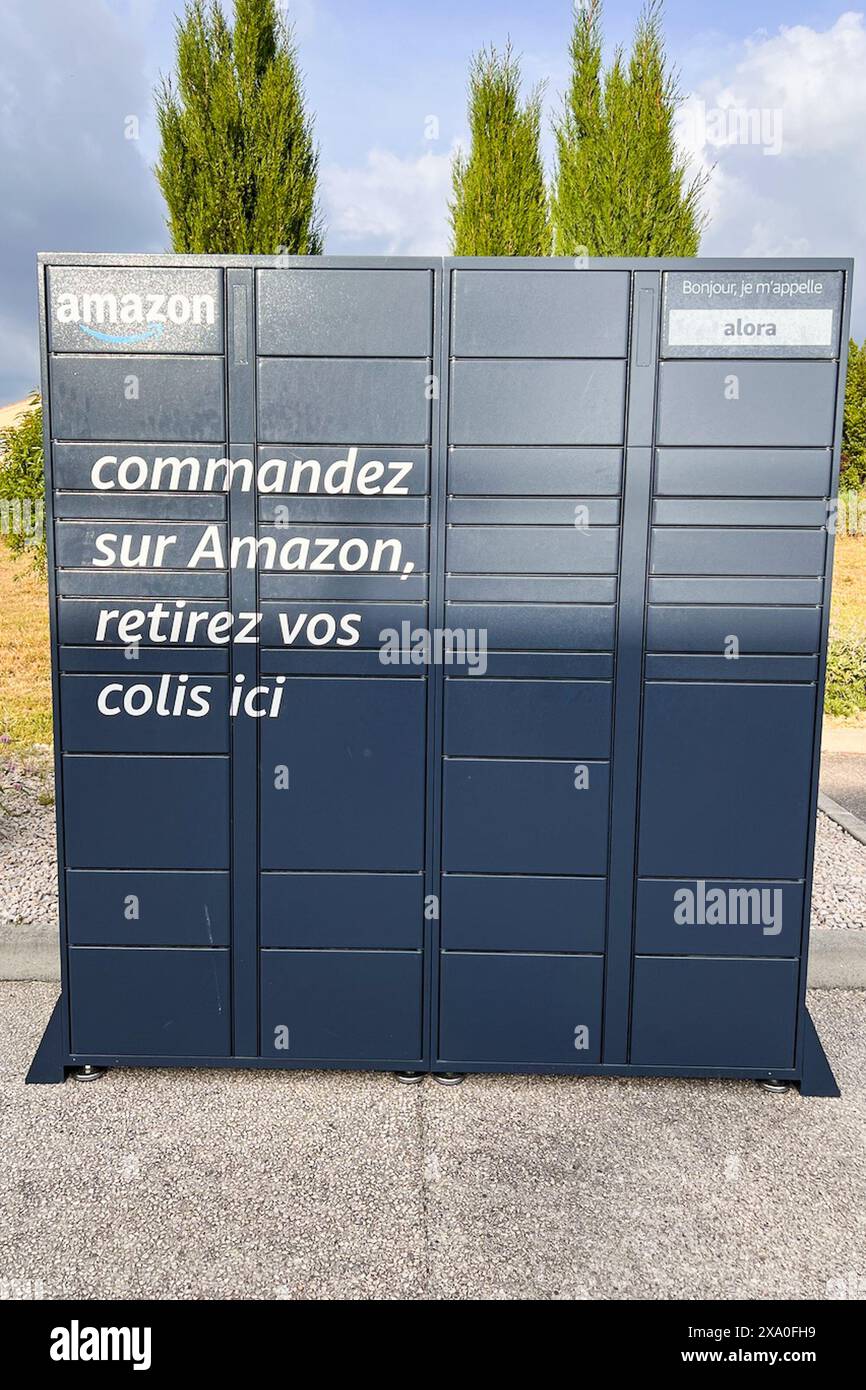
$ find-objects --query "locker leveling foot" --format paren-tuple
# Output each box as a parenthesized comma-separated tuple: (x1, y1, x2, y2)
(71, 1065, 107, 1083)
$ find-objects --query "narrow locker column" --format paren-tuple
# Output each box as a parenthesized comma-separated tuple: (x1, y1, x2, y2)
(437, 266, 629, 1067)
(45, 264, 232, 1058)
(225, 268, 258, 1055)
(255, 265, 437, 1066)
(633, 269, 846, 1071)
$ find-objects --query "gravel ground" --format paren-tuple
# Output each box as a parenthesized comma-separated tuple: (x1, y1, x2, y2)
(0, 749, 56, 929)
(0, 983, 863, 1301)
(812, 812, 866, 930)
(1, 751, 864, 931)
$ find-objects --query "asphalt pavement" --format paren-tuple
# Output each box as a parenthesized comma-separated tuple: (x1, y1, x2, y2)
(2, 984, 864, 1301)
(821, 753, 866, 826)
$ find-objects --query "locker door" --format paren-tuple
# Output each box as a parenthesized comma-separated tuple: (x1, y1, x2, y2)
(260, 677, 426, 871)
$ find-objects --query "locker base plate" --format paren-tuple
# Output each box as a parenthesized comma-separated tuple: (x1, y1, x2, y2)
(797, 1010, 841, 1098)
(24, 998, 840, 1098)
(25, 998, 67, 1085)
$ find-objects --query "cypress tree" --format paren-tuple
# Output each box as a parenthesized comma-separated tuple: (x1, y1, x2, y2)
(552, 0, 705, 257)
(551, 0, 605, 257)
(450, 42, 551, 256)
(155, 0, 322, 254)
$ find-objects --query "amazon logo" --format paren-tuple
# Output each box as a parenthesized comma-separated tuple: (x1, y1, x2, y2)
(54, 290, 216, 344)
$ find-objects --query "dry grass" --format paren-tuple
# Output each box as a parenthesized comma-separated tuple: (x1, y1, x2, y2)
(825, 534, 866, 725)
(0, 396, 36, 432)
(831, 533, 866, 640)
(0, 547, 52, 749)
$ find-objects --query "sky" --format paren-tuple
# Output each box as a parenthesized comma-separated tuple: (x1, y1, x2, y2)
(1, 0, 864, 401)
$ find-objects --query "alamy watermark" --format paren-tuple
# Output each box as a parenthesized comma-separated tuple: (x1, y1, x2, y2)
(829, 491, 866, 537)
(674, 881, 782, 936)
(825, 1272, 866, 1299)
(379, 623, 488, 675)
(0, 499, 44, 546)
(0, 1275, 45, 1299)
(677, 100, 783, 157)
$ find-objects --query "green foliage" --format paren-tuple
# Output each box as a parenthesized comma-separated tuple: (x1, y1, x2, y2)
(825, 634, 866, 717)
(0, 395, 45, 575)
(450, 42, 551, 256)
(154, 0, 322, 254)
(552, 0, 705, 256)
(841, 338, 866, 493)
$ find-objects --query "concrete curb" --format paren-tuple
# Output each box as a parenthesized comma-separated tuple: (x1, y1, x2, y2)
(818, 791, 866, 847)
(821, 725, 866, 753)
(0, 924, 59, 981)
(808, 927, 866, 988)
(1, 922, 865, 987)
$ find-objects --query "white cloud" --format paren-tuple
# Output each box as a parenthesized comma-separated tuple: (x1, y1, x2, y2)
(678, 12, 866, 336)
(321, 145, 459, 256)
(718, 10, 866, 155)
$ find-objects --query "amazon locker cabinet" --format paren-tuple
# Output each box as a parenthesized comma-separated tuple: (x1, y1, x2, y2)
(27, 254, 851, 1096)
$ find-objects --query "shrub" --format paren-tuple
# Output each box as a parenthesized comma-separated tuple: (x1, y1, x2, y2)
(0, 394, 46, 575)
(825, 633, 866, 718)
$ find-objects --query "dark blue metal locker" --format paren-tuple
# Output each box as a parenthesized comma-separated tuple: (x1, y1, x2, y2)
(29, 255, 850, 1097)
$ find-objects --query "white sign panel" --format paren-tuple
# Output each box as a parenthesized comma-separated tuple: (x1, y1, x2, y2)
(668, 307, 834, 348)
